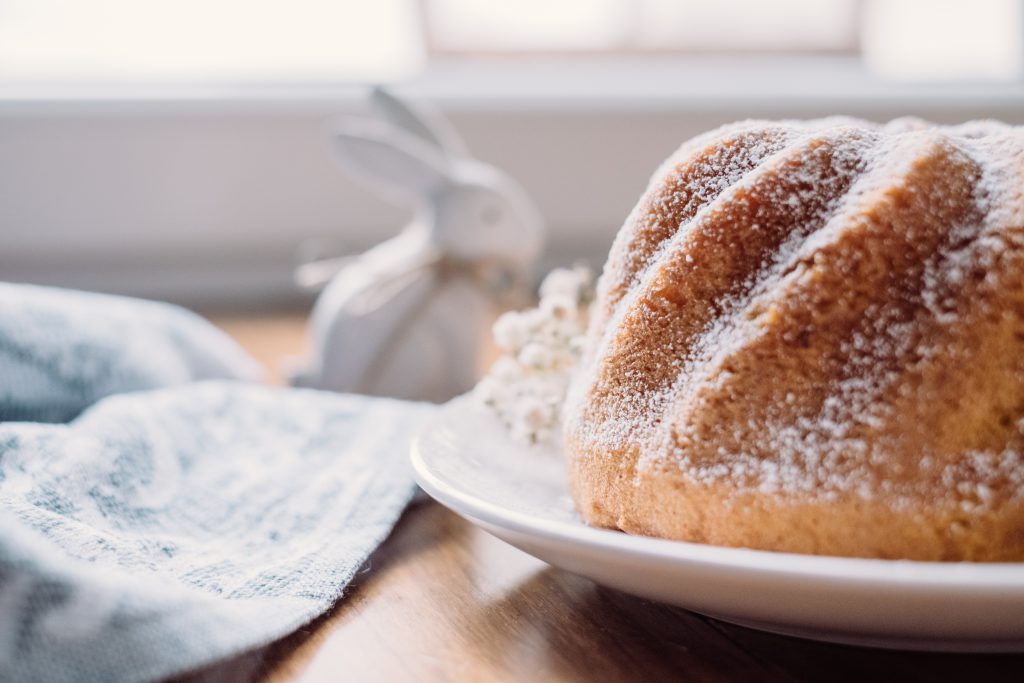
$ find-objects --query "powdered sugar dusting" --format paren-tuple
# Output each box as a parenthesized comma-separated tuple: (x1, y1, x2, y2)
(565, 118, 1024, 519)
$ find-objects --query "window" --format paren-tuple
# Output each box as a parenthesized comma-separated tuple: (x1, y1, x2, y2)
(3, 0, 1019, 84)
(425, 0, 860, 55)
(0, 0, 423, 83)
(1, 0, 1021, 307)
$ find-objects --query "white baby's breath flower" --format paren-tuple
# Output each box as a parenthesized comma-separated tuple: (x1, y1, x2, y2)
(540, 294, 577, 319)
(516, 397, 549, 428)
(489, 356, 521, 381)
(518, 343, 551, 370)
(568, 335, 587, 356)
(540, 265, 593, 302)
(474, 265, 596, 445)
(492, 311, 530, 351)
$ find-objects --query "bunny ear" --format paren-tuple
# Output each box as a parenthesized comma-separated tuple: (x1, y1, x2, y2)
(333, 118, 454, 200)
(370, 86, 469, 159)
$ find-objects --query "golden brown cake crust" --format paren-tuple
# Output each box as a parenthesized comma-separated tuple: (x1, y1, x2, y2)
(564, 118, 1024, 561)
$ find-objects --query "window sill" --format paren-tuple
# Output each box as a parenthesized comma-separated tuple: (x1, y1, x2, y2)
(3, 56, 1022, 306)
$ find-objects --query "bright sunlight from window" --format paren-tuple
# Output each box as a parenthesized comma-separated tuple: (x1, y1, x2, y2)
(1, 0, 1020, 84)
(0, 0, 424, 82)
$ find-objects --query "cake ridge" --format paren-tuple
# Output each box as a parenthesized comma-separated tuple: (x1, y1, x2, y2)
(596, 119, 894, 323)
(574, 125, 882, 452)
(652, 133, 986, 487)
(564, 117, 1024, 560)
(591, 123, 797, 337)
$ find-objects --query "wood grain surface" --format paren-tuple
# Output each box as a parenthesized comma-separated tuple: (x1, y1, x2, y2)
(186, 313, 1024, 683)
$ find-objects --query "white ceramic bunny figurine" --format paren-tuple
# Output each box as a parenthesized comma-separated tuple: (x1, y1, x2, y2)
(290, 87, 545, 402)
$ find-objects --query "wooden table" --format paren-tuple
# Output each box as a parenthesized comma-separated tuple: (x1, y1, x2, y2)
(189, 313, 1024, 683)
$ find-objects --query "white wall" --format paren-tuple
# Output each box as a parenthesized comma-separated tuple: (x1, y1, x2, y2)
(3, 58, 1023, 307)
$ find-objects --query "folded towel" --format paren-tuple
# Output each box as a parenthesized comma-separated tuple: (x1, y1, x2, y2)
(0, 284, 437, 682)
(0, 282, 261, 423)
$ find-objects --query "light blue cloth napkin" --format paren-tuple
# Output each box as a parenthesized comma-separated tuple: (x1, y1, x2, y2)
(0, 282, 262, 423)
(0, 284, 437, 682)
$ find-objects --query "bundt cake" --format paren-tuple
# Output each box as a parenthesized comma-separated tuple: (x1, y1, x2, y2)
(564, 118, 1024, 561)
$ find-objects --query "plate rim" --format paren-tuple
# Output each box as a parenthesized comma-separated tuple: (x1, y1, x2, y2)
(411, 407, 1024, 592)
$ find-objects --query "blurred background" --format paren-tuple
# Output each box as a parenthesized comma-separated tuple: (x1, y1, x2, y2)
(2, 0, 1023, 308)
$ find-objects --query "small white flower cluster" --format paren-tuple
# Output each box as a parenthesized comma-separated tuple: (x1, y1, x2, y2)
(475, 265, 595, 445)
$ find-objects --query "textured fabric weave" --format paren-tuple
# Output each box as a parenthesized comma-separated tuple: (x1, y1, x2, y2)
(0, 284, 436, 682)
(0, 282, 261, 423)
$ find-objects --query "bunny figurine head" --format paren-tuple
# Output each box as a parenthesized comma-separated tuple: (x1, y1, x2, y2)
(331, 89, 544, 267)
(289, 87, 546, 402)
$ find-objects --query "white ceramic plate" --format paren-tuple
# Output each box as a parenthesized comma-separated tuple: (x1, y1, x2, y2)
(411, 397, 1024, 652)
